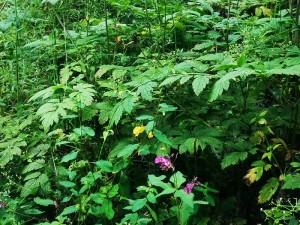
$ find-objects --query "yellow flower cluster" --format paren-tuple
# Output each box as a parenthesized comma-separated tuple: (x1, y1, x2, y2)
(133, 126, 153, 138)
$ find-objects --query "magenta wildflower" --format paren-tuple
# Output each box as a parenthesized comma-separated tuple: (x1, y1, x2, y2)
(184, 179, 201, 194)
(154, 156, 175, 171)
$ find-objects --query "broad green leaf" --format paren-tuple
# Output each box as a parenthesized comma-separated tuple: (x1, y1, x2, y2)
(137, 82, 157, 101)
(95, 65, 115, 78)
(71, 83, 96, 107)
(282, 174, 300, 190)
(209, 68, 255, 102)
(95, 160, 113, 172)
(60, 205, 79, 216)
(21, 178, 39, 198)
(22, 159, 45, 174)
(192, 76, 209, 96)
(266, 65, 300, 76)
(109, 102, 123, 126)
(24, 172, 41, 181)
(59, 181, 76, 188)
(175, 190, 194, 208)
(155, 188, 176, 198)
(159, 75, 183, 87)
(258, 177, 279, 204)
(34, 197, 53, 206)
(132, 198, 147, 212)
(153, 129, 172, 145)
(123, 95, 136, 113)
(148, 174, 169, 189)
(193, 41, 215, 51)
(117, 144, 139, 158)
(101, 199, 114, 220)
(108, 184, 119, 198)
(170, 171, 186, 188)
(237, 55, 246, 67)
(159, 103, 177, 112)
(221, 152, 248, 169)
(73, 126, 95, 137)
(61, 151, 78, 163)
(179, 138, 196, 154)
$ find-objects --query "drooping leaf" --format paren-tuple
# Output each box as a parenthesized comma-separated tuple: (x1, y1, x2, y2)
(192, 76, 209, 96)
(159, 75, 183, 87)
(221, 152, 248, 169)
(209, 68, 255, 102)
(258, 177, 279, 204)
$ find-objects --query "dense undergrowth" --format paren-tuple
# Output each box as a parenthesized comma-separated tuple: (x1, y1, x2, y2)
(1, 0, 300, 224)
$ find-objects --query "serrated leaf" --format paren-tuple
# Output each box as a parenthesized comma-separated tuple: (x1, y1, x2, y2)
(60, 67, 73, 84)
(179, 138, 195, 154)
(193, 41, 215, 51)
(109, 103, 123, 127)
(22, 159, 45, 174)
(192, 76, 209, 96)
(34, 197, 53, 206)
(132, 198, 147, 212)
(266, 65, 300, 76)
(159, 75, 183, 87)
(221, 152, 248, 169)
(282, 174, 300, 190)
(258, 177, 279, 204)
(61, 151, 78, 163)
(24, 172, 41, 181)
(95, 65, 115, 78)
(123, 95, 136, 113)
(137, 82, 157, 101)
(71, 83, 96, 107)
(209, 68, 255, 102)
(243, 166, 263, 184)
(21, 179, 39, 198)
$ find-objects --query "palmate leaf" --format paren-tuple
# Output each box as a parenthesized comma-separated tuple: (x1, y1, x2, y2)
(244, 166, 263, 184)
(209, 68, 255, 102)
(258, 177, 279, 204)
(137, 82, 157, 101)
(71, 83, 96, 107)
(221, 152, 248, 169)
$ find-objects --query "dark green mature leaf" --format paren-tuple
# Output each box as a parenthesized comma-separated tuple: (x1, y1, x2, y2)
(159, 75, 183, 87)
(258, 177, 279, 204)
(221, 152, 248, 169)
(153, 129, 172, 145)
(96, 160, 113, 172)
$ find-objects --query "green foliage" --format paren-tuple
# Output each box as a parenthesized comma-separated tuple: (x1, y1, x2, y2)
(1, 0, 300, 224)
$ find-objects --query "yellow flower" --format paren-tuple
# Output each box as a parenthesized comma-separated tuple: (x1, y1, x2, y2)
(133, 126, 146, 137)
(148, 131, 153, 138)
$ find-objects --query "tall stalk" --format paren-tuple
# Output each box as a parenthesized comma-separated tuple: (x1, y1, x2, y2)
(14, 0, 19, 103)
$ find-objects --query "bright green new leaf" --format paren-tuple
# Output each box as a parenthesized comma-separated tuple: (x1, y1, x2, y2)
(282, 174, 300, 190)
(132, 198, 147, 212)
(60, 205, 79, 216)
(34, 197, 54, 206)
(95, 160, 113, 172)
(170, 171, 186, 188)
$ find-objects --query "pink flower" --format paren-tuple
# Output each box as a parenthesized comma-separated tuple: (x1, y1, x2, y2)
(154, 156, 175, 171)
(184, 180, 201, 194)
